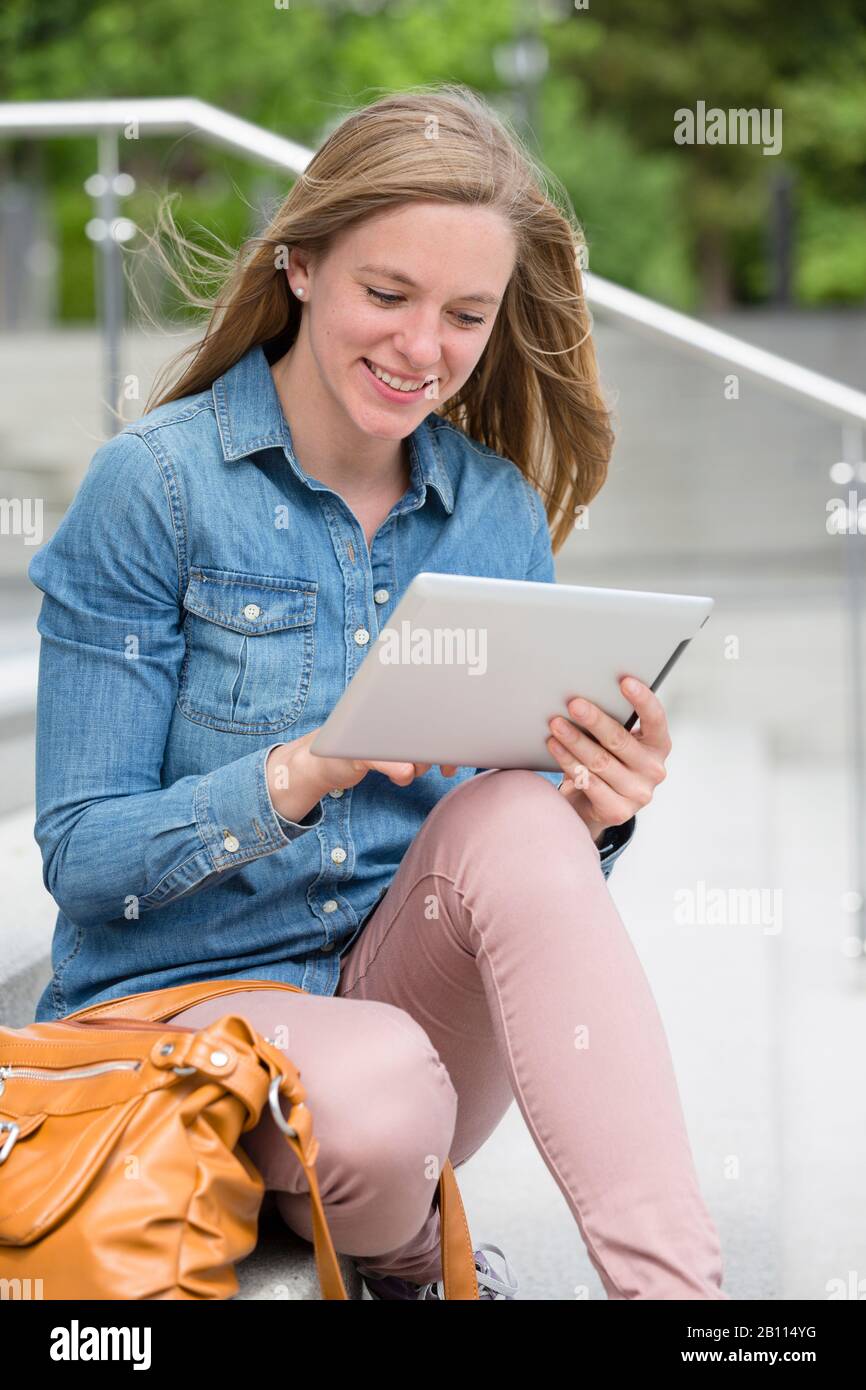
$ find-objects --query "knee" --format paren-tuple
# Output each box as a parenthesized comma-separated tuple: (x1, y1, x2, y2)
(325, 1006, 458, 1184)
(446, 767, 597, 856)
(449, 767, 563, 819)
(319, 1010, 458, 1251)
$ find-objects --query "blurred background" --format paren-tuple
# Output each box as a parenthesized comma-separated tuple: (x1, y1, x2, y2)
(1, 0, 864, 1301)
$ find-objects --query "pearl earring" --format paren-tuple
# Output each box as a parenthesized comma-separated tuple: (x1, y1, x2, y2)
(294, 286, 305, 297)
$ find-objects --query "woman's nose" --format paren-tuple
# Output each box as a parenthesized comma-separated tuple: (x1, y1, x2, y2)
(393, 316, 442, 374)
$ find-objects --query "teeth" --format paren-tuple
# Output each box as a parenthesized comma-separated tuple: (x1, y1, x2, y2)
(366, 359, 429, 392)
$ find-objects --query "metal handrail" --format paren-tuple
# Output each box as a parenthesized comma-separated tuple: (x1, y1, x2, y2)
(1, 96, 864, 944)
(3, 99, 866, 425)
(0, 97, 313, 172)
(585, 274, 866, 427)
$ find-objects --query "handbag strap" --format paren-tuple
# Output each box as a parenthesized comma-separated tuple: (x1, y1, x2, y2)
(273, 1114, 478, 1300)
(437, 1159, 480, 1299)
(67, 979, 480, 1300)
(269, 1095, 349, 1300)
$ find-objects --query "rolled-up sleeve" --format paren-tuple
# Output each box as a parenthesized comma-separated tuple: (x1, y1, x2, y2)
(27, 430, 323, 929)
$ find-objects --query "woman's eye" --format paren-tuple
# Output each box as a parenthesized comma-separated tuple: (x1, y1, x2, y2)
(365, 287, 403, 307)
(364, 286, 485, 329)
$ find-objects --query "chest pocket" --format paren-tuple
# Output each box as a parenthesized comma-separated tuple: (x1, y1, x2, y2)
(178, 567, 317, 734)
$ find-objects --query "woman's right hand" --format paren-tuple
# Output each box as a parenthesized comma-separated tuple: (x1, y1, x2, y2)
(266, 730, 460, 823)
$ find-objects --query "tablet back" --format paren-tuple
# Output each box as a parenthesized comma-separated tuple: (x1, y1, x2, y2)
(310, 572, 713, 770)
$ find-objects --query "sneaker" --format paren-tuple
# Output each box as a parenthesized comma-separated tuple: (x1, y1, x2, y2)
(357, 1243, 518, 1300)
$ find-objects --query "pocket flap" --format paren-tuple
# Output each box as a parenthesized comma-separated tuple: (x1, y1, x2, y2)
(183, 568, 317, 634)
(0, 1097, 144, 1244)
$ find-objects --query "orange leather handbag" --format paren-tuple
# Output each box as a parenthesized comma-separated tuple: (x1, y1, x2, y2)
(0, 978, 479, 1300)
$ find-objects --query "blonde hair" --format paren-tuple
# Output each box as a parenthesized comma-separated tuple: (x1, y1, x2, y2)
(137, 82, 614, 554)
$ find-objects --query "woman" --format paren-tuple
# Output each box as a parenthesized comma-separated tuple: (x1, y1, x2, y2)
(28, 84, 729, 1300)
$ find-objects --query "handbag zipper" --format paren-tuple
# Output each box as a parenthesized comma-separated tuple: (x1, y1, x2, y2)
(0, 1058, 141, 1096)
(1, 1015, 261, 1099)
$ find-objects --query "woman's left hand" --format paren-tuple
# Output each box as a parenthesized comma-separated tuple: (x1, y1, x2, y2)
(546, 676, 671, 845)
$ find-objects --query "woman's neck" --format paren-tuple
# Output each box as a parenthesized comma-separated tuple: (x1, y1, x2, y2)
(269, 346, 410, 501)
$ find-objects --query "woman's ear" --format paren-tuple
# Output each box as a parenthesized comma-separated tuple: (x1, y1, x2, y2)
(286, 246, 313, 295)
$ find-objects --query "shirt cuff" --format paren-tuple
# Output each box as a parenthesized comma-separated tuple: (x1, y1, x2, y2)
(274, 805, 323, 833)
(596, 816, 637, 879)
(533, 768, 565, 791)
(195, 743, 325, 870)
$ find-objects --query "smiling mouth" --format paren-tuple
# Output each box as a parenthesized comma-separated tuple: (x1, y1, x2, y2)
(362, 357, 438, 392)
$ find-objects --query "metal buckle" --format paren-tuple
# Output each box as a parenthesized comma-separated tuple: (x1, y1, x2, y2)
(268, 1074, 303, 1138)
(0, 1121, 21, 1164)
(157, 1040, 197, 1077)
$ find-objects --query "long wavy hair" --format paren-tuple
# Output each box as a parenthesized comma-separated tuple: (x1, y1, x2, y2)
(136, 82, 614, 554)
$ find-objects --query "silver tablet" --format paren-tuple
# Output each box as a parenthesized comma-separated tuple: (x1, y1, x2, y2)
(310, 573, 713, 771)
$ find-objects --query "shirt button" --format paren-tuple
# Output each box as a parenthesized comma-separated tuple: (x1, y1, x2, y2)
(354, 627, 370, 646)
(243, 604, 261, 620)
(321, 941, 335, 953)
(223, 832, 240, 852)
(330, 846, 347, 864)
(373, 588, 390, 604)
(323, 900, 338, 913)
(329, 788, 344, 799)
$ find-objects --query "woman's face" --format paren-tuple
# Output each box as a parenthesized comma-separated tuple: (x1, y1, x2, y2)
(289, 201, 517, 440)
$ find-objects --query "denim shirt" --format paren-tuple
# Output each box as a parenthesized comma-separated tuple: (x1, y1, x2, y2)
(27, 341, 635, 1022)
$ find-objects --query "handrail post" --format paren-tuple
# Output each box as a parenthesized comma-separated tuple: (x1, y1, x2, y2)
(841, 423, 866, 953)
(95, 128, 122, 438)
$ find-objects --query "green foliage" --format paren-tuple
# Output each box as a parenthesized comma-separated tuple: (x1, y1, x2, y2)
(796, 202, 866, 304)
(542, 81, 695, 308)
(1, 0, 863, 314)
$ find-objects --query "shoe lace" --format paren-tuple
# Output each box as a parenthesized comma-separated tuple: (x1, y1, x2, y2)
(419, 1243, 519, 1300)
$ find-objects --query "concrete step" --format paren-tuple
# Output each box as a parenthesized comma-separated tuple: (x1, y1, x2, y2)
(234, 1198, 362, 1300)
(0, 805, 56, 1026)
(771, 759, 866, 1299)
(0, 649, 39, 720)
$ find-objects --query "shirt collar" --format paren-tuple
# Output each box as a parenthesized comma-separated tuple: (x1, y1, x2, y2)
(212, 343, 454, 515)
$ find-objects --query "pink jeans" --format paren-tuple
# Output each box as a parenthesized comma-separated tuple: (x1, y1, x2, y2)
(166, 768, 730, 1299)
